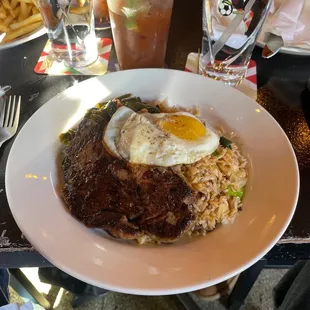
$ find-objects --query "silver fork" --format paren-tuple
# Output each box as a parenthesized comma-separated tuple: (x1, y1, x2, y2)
(0, 95, 21, 148)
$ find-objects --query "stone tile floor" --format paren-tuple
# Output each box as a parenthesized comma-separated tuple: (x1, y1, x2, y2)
(8, 268, 288, 310)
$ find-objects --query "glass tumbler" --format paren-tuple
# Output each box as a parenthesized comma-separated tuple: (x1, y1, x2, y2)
(37, 0, 98, 68)
(200, 0, 272, 86)
(107, 0, 174, 70)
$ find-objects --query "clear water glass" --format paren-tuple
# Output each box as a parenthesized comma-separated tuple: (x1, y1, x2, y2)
(200, 0, 272, 86)
(38, 0, 98, 68)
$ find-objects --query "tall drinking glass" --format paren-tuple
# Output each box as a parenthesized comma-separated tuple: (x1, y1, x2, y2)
(37, 0, 98, 68)
(200, 0, 272, 86)
(107, 0, 174, 70)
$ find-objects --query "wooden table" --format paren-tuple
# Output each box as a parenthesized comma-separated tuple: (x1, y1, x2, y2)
(0, 0, 310, 308)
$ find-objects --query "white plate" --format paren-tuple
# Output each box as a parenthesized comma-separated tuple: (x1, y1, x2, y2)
(257, 0, 310, 56)
(0, 26, 46, 51)
(256, 39, 310, 56)
(5, 69, 299, 295)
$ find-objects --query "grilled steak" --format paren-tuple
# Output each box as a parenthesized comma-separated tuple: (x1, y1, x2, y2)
(61, 106, 195, 243)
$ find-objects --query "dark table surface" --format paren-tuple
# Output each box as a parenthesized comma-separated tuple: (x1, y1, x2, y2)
(0, 0, 310, 268)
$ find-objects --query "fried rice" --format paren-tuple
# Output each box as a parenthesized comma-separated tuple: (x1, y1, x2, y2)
(160, 102, 248, 237)
(173, 143, 247, 235)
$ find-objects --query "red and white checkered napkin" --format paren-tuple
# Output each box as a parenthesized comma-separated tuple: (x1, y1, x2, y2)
(185, 53, 257, 100)
(34, 38, 112, 76)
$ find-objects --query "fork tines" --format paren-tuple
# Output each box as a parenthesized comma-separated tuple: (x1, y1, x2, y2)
(1, 95, 21, 128)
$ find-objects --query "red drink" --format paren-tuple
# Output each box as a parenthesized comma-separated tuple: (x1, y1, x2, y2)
(108, 0, 173, 69)
(94, 0, 109, 23)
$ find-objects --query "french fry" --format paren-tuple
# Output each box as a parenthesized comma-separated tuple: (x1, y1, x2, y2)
(31, 6, 39, 15)
(14, 6, 22, 15)
(0, 0, 43, 44)
(0, 23, 10, 33)
(0, 6, 8, 19)
(9, 12, 42, 29)
(3, 0, 15, 18)
(10, 0, 19, 10)
(0, 13, 6, 20)
(2, 20, 42, 43)
(25, 3, 33, 18)
(3, 6, 21, 26)
(19, 1, 27, 21)
(18, 0, 34, 3)
(31, 0, 39, 9)
(3, 14, 15, 26)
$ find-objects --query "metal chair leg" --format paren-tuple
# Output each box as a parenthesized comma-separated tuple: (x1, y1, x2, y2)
(227, 260, 266, 310)
(0, 269, 9, 307)
(9, 269, 51, 309)
(0, 286, 9, 307)
(175, 293, 202, 310)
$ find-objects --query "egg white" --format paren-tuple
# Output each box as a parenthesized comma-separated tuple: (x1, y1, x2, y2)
(103, 106, 220, 167)
(103, 106, 135, 157)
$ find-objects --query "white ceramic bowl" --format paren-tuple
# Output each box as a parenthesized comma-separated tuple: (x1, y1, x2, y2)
(5, 69, 299, 295)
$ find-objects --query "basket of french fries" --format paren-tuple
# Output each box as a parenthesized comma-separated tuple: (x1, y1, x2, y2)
(0, 0, 44, 46)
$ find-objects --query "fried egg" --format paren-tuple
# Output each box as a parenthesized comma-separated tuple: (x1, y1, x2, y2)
(103, 106, 219, 167)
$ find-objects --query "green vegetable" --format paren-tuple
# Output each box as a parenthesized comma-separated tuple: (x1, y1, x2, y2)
(212, 150, 220, 156)
(96, 94, 132, 109)
(121, 97, 160, 113)
(60, 99, 120, 146)
(121, 96, 142, 104)
(85, 100, 117, 123)
(220, 136, 232, 149)
(117, 93, 132, 101)
(95, 101, 108, 109)
(227, 186, 244, 199)
(96, 94, 160, 114)
(103, 100, 118, 118)
(59, 129, 76, 145)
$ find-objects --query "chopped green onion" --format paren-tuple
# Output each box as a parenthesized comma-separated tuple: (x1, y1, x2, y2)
(212, 150, 220, 156)
(220, 136, 232, 149)
(227, 186, 244, 199)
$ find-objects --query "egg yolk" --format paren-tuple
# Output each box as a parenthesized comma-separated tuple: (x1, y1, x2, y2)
(161, 115, 206, 141)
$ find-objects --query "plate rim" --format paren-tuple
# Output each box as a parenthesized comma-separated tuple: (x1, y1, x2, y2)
(0, 26, 46, 51)
(5, 69, 300, 295)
